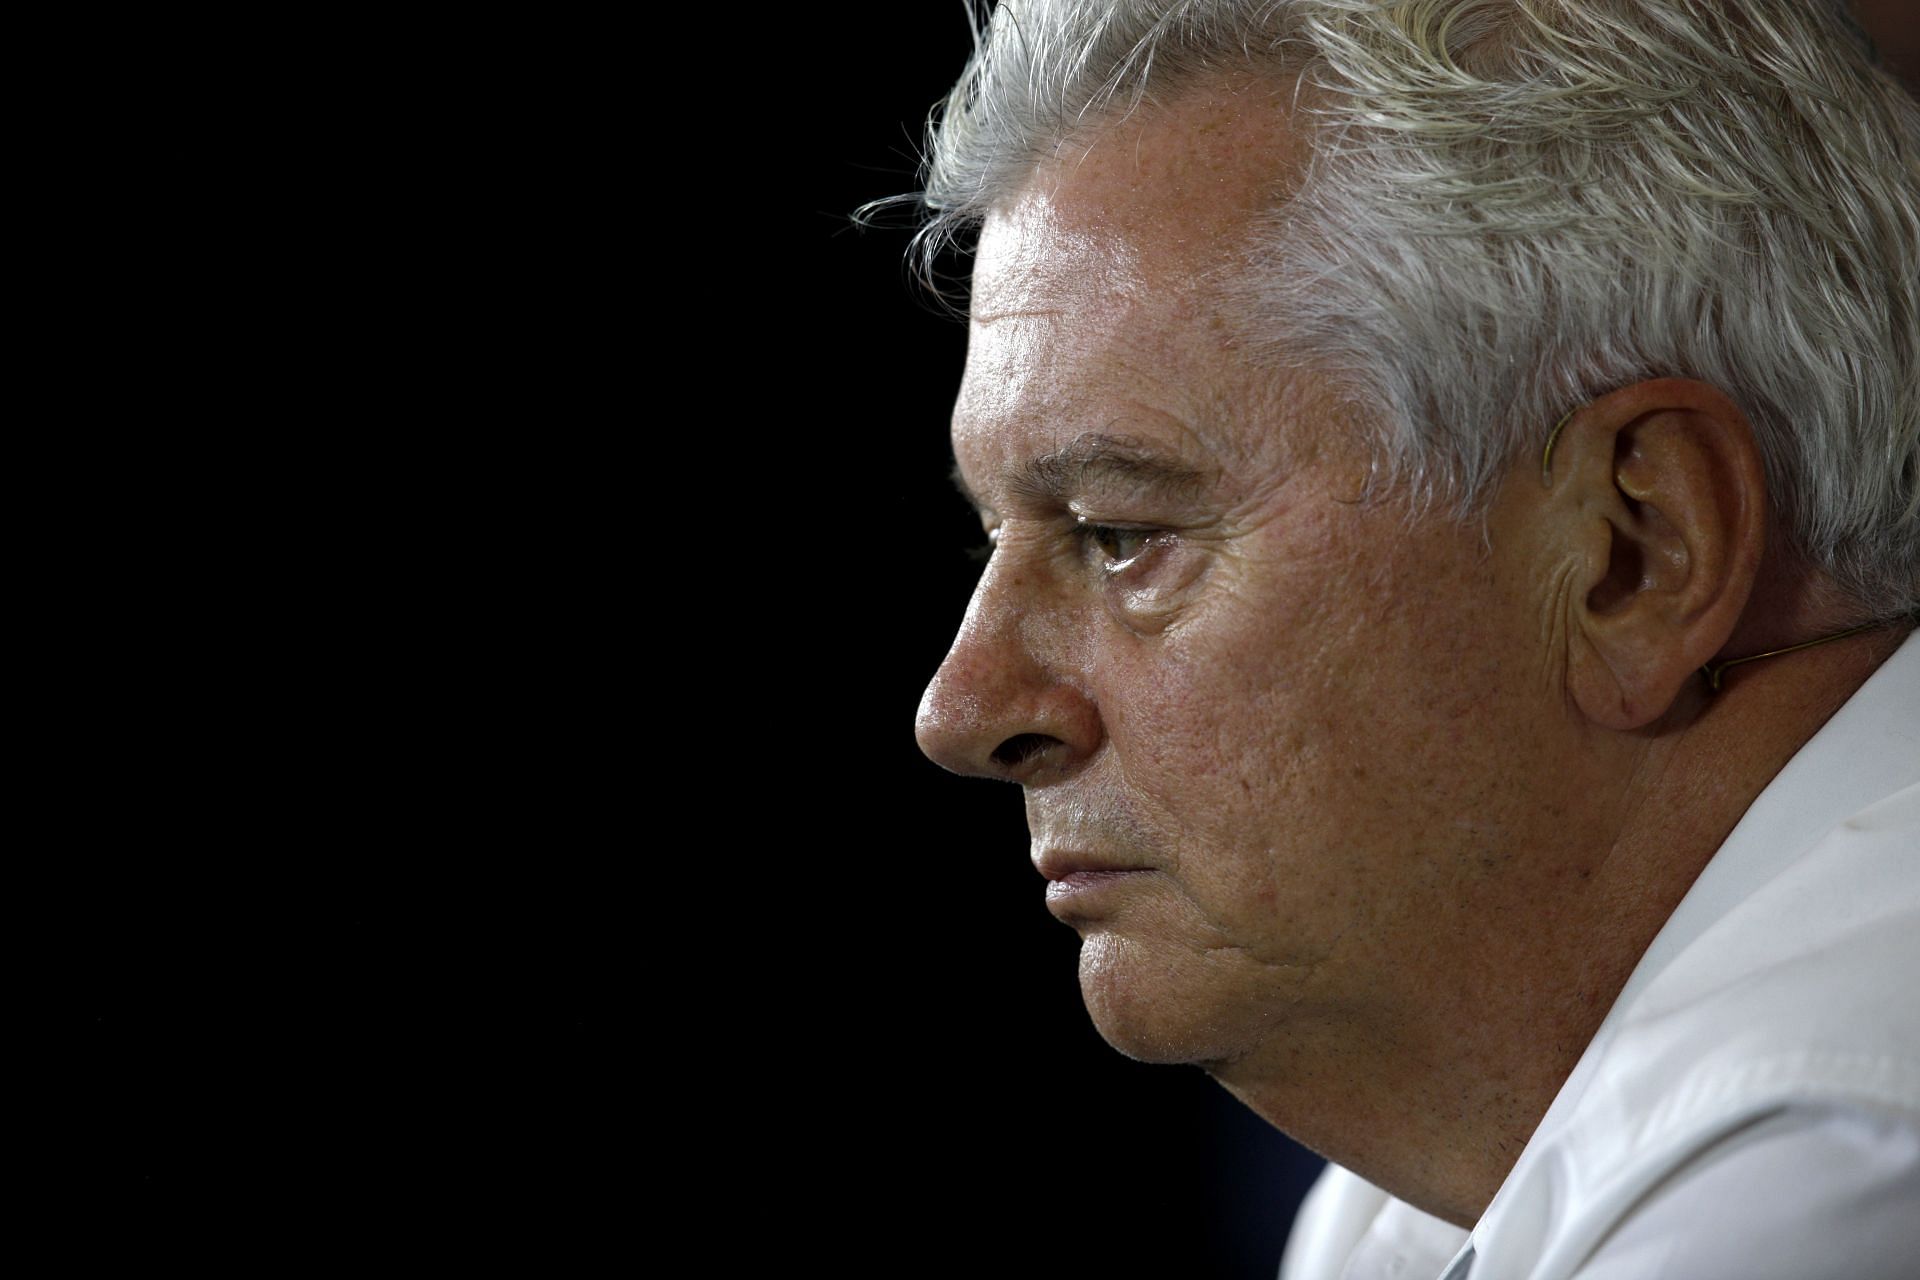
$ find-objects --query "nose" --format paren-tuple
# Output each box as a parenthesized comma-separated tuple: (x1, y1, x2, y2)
(914, 562, 1103, 784)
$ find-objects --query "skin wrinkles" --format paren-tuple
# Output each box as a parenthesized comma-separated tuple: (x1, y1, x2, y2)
(1007, 432, 1217, 509)
(961, 97, 1473, 1127)
(915, 69, 1910, 1229)
(1540, 564, 1576, 698)
(958, 365, 1314, 643)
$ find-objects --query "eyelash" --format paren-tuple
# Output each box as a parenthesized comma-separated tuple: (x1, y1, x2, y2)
(964, 523, 1159, 567)
(1073, 521, 1154, 566)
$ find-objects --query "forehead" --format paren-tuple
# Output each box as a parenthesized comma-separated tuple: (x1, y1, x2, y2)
(974, 72, 1313, 302)
(955, 74, 1326, 493)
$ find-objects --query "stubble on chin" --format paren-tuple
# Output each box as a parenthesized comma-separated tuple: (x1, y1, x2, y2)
(1073, 929, 1287, 1068)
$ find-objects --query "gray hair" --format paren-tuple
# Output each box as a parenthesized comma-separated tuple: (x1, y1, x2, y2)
(892, 0, 1920, 620)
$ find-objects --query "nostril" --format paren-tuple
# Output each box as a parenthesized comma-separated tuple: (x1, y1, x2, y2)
(991, 733, 1057, 770)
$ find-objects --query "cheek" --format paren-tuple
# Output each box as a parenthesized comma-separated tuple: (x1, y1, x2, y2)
(1100, 595, 1352, 906)
(1096, 512, 1462, 896)
(1128, 540, 1378, 780)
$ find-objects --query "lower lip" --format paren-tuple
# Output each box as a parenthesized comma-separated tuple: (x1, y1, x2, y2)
(1046, 869, 1151, 902)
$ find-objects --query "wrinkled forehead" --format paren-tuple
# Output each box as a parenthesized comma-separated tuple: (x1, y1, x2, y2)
(970, 70, 1317, 318)
(958, 73, 1335, 487)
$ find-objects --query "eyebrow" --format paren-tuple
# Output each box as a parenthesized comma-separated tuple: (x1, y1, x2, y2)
(951, 431, 1214, 512)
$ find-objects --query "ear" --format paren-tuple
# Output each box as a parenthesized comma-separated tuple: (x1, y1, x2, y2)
(1546, 380, 1768, 730)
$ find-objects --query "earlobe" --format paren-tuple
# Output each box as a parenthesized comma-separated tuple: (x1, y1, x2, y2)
(1549, 381, 1768, 731)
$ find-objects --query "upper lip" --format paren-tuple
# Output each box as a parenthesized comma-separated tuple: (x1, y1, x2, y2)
(1033, 848, 1153, 881)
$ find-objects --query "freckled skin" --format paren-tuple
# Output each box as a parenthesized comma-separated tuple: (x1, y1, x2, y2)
(914, 73, 1909, 1228)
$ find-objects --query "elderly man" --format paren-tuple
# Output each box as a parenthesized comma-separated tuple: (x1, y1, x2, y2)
(901, 2, 1919, 1277)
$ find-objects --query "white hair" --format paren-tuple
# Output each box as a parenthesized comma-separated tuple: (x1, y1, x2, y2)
(893, 0, 1920, 620)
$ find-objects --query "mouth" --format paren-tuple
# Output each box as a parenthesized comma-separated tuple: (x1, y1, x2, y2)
(1044, 868, 1153, 904)
(1034, 850, 1156, 915)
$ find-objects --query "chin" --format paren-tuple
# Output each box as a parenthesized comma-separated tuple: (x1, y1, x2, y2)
(1076, 933, 1260, 1067)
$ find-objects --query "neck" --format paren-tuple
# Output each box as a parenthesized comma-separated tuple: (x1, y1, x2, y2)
(1207, 622, 1909, 1228)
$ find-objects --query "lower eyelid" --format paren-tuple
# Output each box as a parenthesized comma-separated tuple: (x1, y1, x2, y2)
(1107, 545, 1207, 632)
(1101, 536, 1175, 579)
(1075, 520, 1156, 561)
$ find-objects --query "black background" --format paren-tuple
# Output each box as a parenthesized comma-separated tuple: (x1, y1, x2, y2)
(64, 4, 1917, 1272)
(64, 12, 1326, 1275)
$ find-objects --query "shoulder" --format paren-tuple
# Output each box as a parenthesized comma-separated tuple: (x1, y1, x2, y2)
(1566, 1098, 1920, 1280)
(1467, 779, 1920, 1280)
(1280, 647, 1920, 1280)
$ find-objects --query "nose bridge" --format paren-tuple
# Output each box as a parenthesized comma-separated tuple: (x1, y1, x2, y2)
(924, 553, 1054, 732)
(915, 550, 1100, 779)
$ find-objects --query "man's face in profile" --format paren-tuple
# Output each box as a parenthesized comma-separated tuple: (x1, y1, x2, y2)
(914, 83, 1572, 1082)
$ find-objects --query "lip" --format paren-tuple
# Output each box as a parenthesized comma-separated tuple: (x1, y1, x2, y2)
(1044, 868, 1152, 903)
(1033, 849, 1154, 882)
(1034, 849, 1155, 913)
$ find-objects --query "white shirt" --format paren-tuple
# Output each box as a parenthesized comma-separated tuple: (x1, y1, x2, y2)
(1280, 631, 1920, 1280)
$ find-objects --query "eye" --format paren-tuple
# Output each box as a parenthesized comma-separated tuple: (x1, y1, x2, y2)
(1075, 518, 1152, 567)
